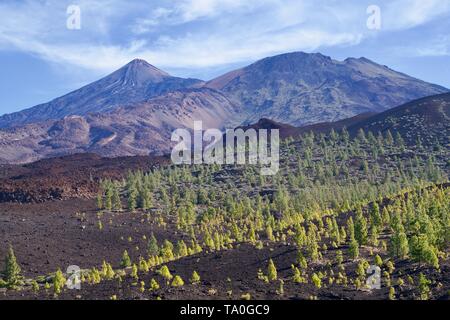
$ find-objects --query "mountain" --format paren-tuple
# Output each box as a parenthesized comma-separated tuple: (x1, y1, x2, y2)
(0, 53, 449, 164)
(206, 52, 448, 126)
(347, 92, 450, 146)
(239, 113, 375, 139)
(0, 88, 240, 164)
(0, 59, 203, 128)
(242, 93, 450, 147)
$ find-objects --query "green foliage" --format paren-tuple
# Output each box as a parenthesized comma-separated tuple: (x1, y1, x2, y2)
(418, 273, 431, 300)
(171, 275, 185, 287)
(53, 268, 66, 295)
(147, 233, 159, 257)
(348, 238, 359, 260)
(190, 271, 201, 284)
(120, 250, 131, 268)
(158, 265, 173, 281)
(3, 246, 22, 287)
(311, 273, 322, 289)
(354, 207, 368, 245)
(267, 259, 277, 281)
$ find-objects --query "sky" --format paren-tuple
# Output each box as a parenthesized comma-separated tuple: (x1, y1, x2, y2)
(0, 0, 450, 116)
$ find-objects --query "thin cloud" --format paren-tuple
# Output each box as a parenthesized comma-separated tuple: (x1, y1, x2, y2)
(0, 0, 449, 75)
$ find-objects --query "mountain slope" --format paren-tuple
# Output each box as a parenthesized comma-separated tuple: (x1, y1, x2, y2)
(206, 52, 448, 126)
(0, 59, 203, 128)
(0, 88, 240, 164)
(347, 92, 450, 146)
(242, 93, 450, 147)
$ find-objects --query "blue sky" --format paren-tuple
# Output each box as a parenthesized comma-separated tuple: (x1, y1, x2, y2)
(1, 0, 450, 116)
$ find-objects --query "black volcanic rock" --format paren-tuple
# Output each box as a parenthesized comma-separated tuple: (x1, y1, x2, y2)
(0, 59, 203, 128)
(206, 52, 448, 126)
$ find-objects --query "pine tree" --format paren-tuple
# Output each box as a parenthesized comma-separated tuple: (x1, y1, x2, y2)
(267, 259, 277, 281)
(149, 278, 160, 291)
(418, 273, 431, 300)
(175, 240, 188, 258)
(190, 271, 201, 284)
(385, 130, 394, 146)
(355, 207, 368, 245)
(96, 192, 103, 210)
(389, 220, 409, 259)
(357, 129, 367, 143)
(395, 132, 405, 151)
(120, 250, 131, 268)
(349, 238, 359, 260)
(347, 217, 355, 241)
(128, 186, 138, 212)
(112, 185, 122, 211)
(3, 246, 22, 286)
(105, 186, 113, 211)
(147, 233, 159, 257)
(171, 275, 184, 287)
(389, 287, 396, 300)
(410, 235, 439, 269)
(53, 268, 66, 295)
(158, 265, 173, 281)
(311, 273, 322, 289)
(370, 203, 382, 227)
(131, 264, 138, 279)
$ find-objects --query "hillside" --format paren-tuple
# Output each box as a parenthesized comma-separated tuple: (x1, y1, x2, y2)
(0, 59, 203, 128)
(207, 52, 448, 126)
(0, 88, 240, 164)
(0, 52, 448, 164)
(347, 92, 450, 146)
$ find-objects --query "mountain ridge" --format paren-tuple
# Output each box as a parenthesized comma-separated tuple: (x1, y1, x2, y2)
(0, 59, 204, 128)
(0, 51, 448, 164)
(206, 51, 448, 126)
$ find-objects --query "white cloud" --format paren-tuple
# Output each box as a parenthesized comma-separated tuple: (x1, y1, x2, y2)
(0, 0, 449, 76)
(394, 35, 450, 57)
(383, 0, 450, 30)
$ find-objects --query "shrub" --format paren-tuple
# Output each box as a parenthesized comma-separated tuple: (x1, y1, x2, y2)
(120, 250, 131, 268)
(190, 271, 201, 284)
(53, 268, 66, 295)
(312, 273, 322, 289)
(171, 275, 184, 287)
(158, 265, 173, 281)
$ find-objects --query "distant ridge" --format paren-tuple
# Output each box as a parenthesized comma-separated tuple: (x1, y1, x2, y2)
(206, 52, 448, 126)
(0, 51, 448, 164)
(0, 59, 203, 128)
(347, 92, 450, 146)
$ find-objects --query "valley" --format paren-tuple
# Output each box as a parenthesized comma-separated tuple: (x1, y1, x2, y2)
(0, 51, 449, 302)
(0, 117, 448, 300)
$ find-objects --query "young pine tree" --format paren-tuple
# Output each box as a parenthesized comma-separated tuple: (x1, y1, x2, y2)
(389, 220, 409, 259)
(3, 246, 22, 287)
(354, 207, 368, 245)
(267, 259, 278, 281)
(147, 233, 159, 257)
(120, 250, 131, 268)
(53, 268, 66, 295)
